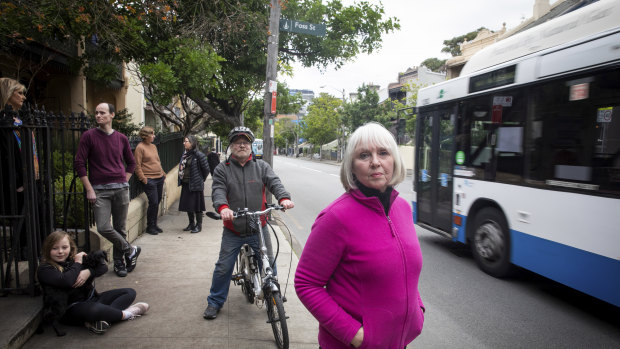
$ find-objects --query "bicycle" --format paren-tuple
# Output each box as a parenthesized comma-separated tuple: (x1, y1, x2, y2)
(206, 204, 290, 349)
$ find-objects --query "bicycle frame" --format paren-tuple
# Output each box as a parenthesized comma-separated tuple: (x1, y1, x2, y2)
(236, 207, 279, 301)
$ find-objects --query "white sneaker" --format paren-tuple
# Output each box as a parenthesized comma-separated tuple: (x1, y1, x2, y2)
(125, 302, 149, 319)
(85, 320, 110, 334)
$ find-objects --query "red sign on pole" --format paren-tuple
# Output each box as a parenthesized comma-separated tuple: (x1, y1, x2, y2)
(492, 105, 503, 124)
(271, 91, 277, 114)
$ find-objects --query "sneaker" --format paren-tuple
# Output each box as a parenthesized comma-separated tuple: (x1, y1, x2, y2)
(203, 305, 220, 320)
(154, 225, 163, 233)
(114, 260, 127, 277)
(125, 302, 150, 320)
(85, 320, 110, 334)
(125, 246, 141, 273)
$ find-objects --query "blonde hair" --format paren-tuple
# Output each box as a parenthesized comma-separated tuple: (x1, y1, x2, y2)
(139, 126, 155, 141)
(41, 231, 77, 271)
(0, 77, 26, 109)
(340, 122, 406, 191)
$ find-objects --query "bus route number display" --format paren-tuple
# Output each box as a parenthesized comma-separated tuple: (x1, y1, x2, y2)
(469, 65, 516, 93)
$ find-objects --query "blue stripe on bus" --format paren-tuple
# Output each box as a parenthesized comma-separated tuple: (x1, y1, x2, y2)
(511, 230, 620, 307)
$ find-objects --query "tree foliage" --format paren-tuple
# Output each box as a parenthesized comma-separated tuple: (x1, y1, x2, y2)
(420, 58, 446, 72)
(302, 93, 341, 147)
(243, 81, 304, 138)
(280, 0, 400, 69)
(274, 117, 298, 148)
(395, 81, 427, 139)
(441, 27, 487, 56)
(342, 84, 391, 133)
(1, 0, 398, 135)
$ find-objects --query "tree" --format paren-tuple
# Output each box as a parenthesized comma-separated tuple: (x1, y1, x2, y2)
(274, 117, 297, 150)
(400, 81, 426, 140)
(1, 0, 399, 135)
(243, 81, 304, 136)
(342, 84, 391, 133)
(441, 27, 487, 56)
(302, 93, 341, 154)
(420, 58, 446, 72)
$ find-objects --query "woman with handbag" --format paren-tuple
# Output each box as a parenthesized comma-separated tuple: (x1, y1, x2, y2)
(38, 231, 150, 335)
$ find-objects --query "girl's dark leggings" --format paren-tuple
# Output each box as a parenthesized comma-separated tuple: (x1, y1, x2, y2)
(61, 288, 136, 325)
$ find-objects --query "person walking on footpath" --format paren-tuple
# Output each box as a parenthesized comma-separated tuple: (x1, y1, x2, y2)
(295, 122, 425, 348)
(134, 126, 166, 235)
(178, 135, 209, 234)
(74, 102, 141, 278)
(207, 147, 220, 178)
(203, 126, 294, 320)
(38, 231, 149, 335)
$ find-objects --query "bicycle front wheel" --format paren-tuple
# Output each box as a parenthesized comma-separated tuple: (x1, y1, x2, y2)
(266, 291, 289, 349)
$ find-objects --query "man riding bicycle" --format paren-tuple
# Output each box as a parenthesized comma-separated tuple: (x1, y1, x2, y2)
(204, 126, 294, 320)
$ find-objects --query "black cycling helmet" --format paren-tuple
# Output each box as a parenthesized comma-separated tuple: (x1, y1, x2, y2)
(227, 126, 255, 143)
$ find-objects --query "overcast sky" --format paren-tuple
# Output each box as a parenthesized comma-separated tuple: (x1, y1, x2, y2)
(281, 0, 535, 97)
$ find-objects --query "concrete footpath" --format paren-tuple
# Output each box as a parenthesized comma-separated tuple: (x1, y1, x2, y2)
(12, 178, 320, 349)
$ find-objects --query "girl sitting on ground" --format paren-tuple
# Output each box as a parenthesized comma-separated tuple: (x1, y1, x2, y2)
(38, 230, 149, 335)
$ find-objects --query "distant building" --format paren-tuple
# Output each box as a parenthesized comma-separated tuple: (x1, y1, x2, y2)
(387, 66, 446, 105)
(289, 89, 315, 122)
(445, 0, 595, 79)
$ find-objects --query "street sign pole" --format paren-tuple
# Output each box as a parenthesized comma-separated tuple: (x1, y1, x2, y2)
(263, 0, 280, 169)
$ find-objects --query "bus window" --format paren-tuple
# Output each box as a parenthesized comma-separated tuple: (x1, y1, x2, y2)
(458, 89, 525, 183)
(527, 68, 620, 196)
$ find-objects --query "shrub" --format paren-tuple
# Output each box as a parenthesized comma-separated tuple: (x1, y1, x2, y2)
(53, 172, 88, 230)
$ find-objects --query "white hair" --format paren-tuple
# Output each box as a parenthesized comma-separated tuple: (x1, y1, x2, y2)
(340, 122, 406, 191)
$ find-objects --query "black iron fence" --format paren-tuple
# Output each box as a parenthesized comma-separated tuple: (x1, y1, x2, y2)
(1, 104, 183, 296)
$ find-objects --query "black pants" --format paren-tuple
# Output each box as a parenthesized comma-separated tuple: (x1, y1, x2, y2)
(144, 176, 165, 229)
(61, 288, 136, 325)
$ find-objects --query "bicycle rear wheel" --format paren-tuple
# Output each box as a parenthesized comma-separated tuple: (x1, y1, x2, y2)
(266, 291, 289, 349)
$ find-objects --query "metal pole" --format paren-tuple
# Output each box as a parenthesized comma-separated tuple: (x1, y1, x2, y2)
(263, 0, 280, 168)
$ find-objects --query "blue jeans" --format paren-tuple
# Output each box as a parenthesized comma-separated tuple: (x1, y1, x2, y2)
(207, 226, 276, 309)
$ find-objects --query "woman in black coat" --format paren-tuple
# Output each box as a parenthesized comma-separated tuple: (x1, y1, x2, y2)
(178, 135, 210, 233)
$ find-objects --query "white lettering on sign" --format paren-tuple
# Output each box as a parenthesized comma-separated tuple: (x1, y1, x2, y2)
(295, 21, 308, 30)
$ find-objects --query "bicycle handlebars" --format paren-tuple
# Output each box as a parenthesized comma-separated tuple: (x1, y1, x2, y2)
(205, 204, 284, 221)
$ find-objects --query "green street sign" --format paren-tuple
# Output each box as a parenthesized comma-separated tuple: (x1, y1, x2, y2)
(279, 19, 326, 37)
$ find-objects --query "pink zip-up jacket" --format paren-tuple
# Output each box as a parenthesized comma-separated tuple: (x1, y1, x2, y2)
(295, 189, 424, 349)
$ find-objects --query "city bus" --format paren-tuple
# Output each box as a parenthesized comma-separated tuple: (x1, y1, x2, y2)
(252, 138, 264, 159)
(413, 0, 620, 307)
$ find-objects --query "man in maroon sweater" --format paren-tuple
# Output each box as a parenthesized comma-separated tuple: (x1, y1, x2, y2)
(74, 103, 141, 277)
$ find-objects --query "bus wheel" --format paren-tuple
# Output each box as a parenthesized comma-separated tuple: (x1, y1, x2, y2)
(471, 207, 515, 277)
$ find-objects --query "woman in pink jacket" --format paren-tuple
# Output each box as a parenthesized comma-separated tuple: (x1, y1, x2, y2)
(295, 122, 425, 349)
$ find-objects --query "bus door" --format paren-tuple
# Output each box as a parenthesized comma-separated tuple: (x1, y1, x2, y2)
(416, 107, 455, 234)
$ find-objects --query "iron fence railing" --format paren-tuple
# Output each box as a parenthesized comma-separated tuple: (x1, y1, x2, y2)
(1, 103, 183, 296)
